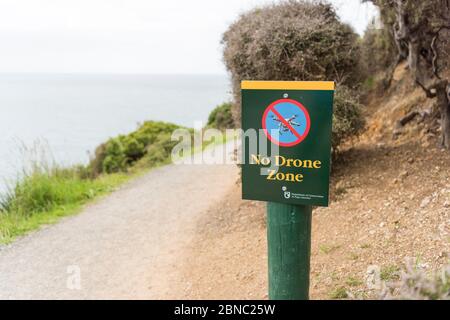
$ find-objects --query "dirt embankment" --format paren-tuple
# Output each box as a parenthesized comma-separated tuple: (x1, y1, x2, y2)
(175, 64, 449, 299)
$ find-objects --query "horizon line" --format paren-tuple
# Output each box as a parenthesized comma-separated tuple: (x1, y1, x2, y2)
(0, 71, 229, 77)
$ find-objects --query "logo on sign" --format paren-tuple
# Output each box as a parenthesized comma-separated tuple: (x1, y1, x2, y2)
(262, 99, 311, 147)
(282, 186, 291, 199)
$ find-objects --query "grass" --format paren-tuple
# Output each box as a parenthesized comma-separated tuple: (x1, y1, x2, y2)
(0, 166, 130, 244)
(329, 286, 348, 299)
(380, 265, 401, 281)
(345, 276, 364, 287)
(0, 127, 234, 245)
(328, 276, 363, 299)
(319, 244, 341, 254)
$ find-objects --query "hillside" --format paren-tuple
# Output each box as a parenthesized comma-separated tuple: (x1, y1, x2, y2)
(171, 64, 450, 299)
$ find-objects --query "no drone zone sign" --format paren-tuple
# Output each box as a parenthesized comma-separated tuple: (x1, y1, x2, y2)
(241, 81, 335, 207)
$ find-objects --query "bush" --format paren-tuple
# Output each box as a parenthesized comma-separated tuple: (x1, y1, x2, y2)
(102, 138, 127, 174)
(140, 133, 180, 167)
(332, 86, 365, 150)
(207, 102, 235, 130)
(133, 121, 181, 146)
(122, 136, 145, 162)
(90, 121, 182, 175)
(222, 0, 364, 125)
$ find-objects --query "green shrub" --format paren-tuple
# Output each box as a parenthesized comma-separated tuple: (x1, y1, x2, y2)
(332, 86, 365, 150)
(122, 136, 145, 162)
(102, 138, 127, 174)
(141, 133, 179, 167)
(222, 0, 364, 125)
(207, 102, 235, 130)
(90, 121, 182, 175)
(133, 121, 181, 146)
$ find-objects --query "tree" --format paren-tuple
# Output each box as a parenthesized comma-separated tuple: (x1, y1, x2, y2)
(367, 0, 450, 148)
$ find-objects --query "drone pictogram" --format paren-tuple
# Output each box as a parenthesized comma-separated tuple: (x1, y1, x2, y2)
(270, 114, 302, 135)
(262, 98, 311, 147)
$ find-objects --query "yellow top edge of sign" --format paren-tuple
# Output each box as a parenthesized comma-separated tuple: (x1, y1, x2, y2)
(241, 81, 335, 91)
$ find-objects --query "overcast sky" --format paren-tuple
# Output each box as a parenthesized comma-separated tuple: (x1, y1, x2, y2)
(0, 0, 378, 74)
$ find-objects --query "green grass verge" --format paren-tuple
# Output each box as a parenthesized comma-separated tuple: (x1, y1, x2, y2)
(0, 129, 236, 245)
(0, 170, 130, 245)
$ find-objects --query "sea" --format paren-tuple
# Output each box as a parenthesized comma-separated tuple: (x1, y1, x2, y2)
(0, 73, 230, 191)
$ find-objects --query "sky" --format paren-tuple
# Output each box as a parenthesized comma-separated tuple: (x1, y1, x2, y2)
(0, 0, 378, 74)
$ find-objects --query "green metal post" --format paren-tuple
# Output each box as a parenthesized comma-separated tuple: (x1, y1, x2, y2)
(267, 202, 312, 300)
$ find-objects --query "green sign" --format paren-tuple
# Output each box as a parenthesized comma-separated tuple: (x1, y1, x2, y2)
(241, 81, 334, 207)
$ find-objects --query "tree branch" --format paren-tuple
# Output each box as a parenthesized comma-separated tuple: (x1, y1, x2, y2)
(416, 79, 437, 98)
(431, 34, 441, 79)
(430, 25, 450, 80)
(416, 79, 448, 98)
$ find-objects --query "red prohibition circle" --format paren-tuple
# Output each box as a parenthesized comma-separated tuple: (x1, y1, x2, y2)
(262, 98, 311, 147)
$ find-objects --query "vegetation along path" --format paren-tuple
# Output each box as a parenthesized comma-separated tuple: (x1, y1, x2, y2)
(0, 142, 238, 299)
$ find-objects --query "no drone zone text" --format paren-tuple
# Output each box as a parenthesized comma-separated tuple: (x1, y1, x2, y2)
(241, 80, 334, 206)
(251, 154, 322, 183)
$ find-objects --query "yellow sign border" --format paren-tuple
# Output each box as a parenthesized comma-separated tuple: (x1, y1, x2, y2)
(241, 81, 335, 91)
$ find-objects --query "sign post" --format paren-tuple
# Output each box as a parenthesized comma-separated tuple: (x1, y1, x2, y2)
(241, 81, 334, 300)
(267, 203, 312, 300)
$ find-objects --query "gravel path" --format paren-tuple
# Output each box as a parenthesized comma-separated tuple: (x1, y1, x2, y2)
(0, 143, 238, 299)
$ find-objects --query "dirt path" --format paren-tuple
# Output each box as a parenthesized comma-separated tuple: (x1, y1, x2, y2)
(0, 143, 238, 299)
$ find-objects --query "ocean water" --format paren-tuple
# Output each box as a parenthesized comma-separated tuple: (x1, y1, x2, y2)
(0, 73, 230, 190)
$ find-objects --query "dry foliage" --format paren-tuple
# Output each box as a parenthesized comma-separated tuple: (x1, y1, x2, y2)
(332, 86, 365, 150)
(222, 0, 364, 125)
(381, 261, 450, 300)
